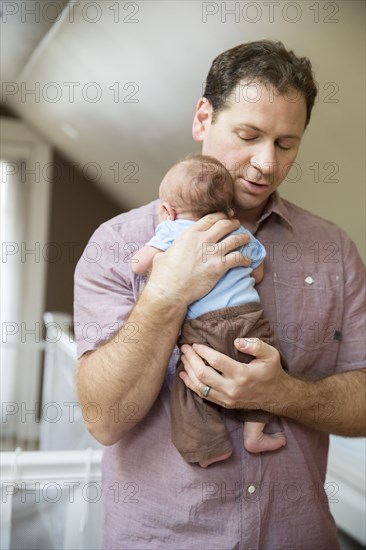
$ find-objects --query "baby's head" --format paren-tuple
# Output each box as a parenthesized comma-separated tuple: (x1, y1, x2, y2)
(159, 154, 234, 221)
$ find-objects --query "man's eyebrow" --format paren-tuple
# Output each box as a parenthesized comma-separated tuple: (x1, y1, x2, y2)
(235, 123, 301, 140)
(235, 123, 262, 132)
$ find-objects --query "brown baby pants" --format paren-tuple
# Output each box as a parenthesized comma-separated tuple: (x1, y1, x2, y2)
(170, 303, 287, 464)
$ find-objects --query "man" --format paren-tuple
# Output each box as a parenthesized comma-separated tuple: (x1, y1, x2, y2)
(74, 40, 366, 549)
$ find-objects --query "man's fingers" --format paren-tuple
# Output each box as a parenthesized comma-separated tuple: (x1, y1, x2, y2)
(179, 345, 231, 404)
(185, 213, 251, 268)
(193, 212, 233, 232)
(200, 234, 251, 271)
(179, 367, 220, 403)
(204, 218, 242, 242)
(221, 234, 251, 267)
(179, 349, 215, 397)
(182, 339, 270, 369)
(234, 338, 278, 363)
(182, 343, 237, 377)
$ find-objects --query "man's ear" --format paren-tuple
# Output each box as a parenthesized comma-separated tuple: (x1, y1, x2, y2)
(192, 97, 213, 142)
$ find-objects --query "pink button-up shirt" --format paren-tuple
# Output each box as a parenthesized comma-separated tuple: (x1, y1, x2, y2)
(74, 192, 365, 549)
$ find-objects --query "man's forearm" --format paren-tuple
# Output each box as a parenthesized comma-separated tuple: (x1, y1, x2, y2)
(76, 285, 186, 445)
(270, 368, 366, 436)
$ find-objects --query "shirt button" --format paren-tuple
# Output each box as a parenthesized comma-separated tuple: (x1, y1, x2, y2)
(305, 276, 314, 285)
(247, 484, 256, 494)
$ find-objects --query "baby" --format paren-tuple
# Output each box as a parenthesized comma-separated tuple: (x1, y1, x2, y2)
(132, 154, 287, 467)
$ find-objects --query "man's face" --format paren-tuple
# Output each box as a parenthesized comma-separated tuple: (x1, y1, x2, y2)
(192, 81, 307, 223)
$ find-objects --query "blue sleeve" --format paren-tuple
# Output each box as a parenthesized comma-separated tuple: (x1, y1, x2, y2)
(145, 221, 175, 251)
(238, 227, 266, 269)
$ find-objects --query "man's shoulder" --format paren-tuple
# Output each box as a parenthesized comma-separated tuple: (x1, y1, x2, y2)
(103, 199, 159, 229)
(282, 198, 345, 237)
(278, 198, 363, 263)
(96, 199, 160, 243)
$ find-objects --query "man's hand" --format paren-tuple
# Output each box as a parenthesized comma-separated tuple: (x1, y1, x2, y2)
(179, 338, 366, 436)
(179, 337, 285, 409)
(147, 212, 250, 307)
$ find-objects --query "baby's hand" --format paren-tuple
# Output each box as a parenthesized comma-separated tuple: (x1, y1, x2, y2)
(131, 246, 162, 275)
(252, 262, 264, 285)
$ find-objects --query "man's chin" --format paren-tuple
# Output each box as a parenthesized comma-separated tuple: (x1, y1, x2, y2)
(235, 188, 270, 208)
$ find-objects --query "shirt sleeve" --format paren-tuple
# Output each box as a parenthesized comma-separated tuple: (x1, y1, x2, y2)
(335, 232, 366, 373)
(238, 228, 266, 269)
(73, 223, 136, 359)
(145, 221, 175, 251)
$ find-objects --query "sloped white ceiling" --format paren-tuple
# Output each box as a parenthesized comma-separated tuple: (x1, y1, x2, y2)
(0, 0, 69, 82)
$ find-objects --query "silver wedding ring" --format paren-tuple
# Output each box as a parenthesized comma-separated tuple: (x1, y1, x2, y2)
(202, 385, 211, 398)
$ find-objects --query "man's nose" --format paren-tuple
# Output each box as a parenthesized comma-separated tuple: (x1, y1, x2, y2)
(252, 144, 278, 181)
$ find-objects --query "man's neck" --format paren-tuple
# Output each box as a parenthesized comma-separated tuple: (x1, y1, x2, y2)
(233, 203, 267, 231)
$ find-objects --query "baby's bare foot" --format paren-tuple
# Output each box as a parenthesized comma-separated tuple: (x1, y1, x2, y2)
(244, 431, 286, 454)
(199, 450, 232, 468)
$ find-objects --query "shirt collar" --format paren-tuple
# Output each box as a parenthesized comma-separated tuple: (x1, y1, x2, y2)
(253, 191, 293, 233)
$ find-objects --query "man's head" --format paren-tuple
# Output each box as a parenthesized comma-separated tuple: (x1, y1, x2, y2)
(159, 154, 234, 221)
(192, 40, 318, 225)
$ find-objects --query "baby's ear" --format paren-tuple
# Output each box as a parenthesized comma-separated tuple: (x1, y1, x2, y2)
(161, 201, 176, 221)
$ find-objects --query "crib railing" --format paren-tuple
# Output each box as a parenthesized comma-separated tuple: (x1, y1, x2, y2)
(40, 312, 102, 451)
(1, 448, 103, 550)
(1, 311, 99, 451)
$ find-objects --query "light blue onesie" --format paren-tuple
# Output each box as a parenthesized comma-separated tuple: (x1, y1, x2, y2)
(146, 219, 266, 320)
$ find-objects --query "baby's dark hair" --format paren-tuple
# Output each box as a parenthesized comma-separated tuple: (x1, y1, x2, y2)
(161, 154, 234, 219)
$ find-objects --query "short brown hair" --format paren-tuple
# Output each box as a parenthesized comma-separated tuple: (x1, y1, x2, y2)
(204, 40, 317, 128)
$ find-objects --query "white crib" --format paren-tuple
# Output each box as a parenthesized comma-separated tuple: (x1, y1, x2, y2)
(1, 312, 104, 550)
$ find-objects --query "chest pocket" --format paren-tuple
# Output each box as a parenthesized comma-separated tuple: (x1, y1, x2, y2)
(273, 271, 342, 375)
